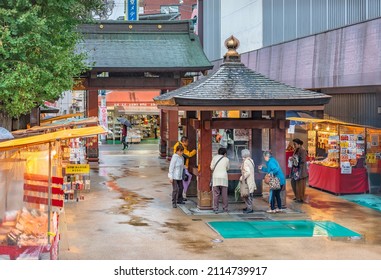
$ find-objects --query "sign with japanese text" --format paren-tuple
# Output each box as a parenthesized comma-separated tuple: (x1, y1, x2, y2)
(66, 164, 90, 174)
(128, 0, 139, 21)
(340, 162, 352, 174)
(99, 106, 108, 128)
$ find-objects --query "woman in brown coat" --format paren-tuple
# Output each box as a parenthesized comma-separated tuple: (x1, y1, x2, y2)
(290, 138, 308, 203)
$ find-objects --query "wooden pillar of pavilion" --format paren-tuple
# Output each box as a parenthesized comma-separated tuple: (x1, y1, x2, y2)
(159, 109, 168, 158)
(197, 111, 212, 209)
(86, 89, 99, 162)
(186, 111, 198, 197)
(270, 110, 287, 208)
(251, 111, 263, 195)
(166, 110, 179, 159)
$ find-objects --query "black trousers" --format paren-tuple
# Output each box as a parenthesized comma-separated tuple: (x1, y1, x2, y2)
(172, 180, 184, 205)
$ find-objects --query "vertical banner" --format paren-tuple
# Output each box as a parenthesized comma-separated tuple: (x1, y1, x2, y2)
(99, 90, 107, 141)
(127, 0, 139, 21)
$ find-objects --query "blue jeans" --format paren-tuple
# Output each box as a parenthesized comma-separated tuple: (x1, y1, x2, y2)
(270, 186, 283, 210)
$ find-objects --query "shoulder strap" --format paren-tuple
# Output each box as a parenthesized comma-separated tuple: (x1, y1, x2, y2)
(212, 156, 224, 173)
(244, 158, 255, 169)
(248, 158, 255, 168)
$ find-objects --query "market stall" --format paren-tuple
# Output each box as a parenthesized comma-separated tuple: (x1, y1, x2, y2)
(287, 117, 381, 195)
(0, 126, 106, 259)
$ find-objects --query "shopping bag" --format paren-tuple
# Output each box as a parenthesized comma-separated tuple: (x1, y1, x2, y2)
(239, 179, 249, 198)
(268, 174, 281, 190)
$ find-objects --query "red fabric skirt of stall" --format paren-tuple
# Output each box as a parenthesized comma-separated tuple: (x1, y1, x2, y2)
(308, 164, 368, 195)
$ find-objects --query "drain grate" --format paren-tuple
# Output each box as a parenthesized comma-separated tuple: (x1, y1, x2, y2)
(246, 217, 268, 221)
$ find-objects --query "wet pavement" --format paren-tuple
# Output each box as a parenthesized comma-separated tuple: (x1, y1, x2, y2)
(59, 143, 381, 260)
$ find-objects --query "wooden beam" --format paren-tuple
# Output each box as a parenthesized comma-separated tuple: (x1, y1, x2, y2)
(86, 77, 181, 90)
(180, 118, 187, 126)
(189, 118, 200, 129)
(212, 119, 275, 129)
(157, 105, 326, 111)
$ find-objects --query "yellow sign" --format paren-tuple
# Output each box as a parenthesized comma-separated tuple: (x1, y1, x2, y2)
(65, 164, 90, 174)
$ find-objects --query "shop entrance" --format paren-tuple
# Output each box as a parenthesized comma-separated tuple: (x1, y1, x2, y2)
(98, 90, 161, 145)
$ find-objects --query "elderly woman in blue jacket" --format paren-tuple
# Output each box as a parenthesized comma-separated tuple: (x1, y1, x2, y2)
(259, 151, 286, 213)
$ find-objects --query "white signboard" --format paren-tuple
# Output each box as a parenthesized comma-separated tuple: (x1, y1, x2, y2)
(288, 124, 295, 134)
(340, 162, 352, 174)
(99, 106, 108, 140)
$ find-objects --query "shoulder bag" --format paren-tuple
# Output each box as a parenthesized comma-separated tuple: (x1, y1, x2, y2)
(268, 173, 281, 190)
(239, 159, 254, 198)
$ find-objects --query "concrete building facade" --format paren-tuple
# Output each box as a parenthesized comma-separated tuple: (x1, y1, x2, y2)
(200, 0, 381, 127)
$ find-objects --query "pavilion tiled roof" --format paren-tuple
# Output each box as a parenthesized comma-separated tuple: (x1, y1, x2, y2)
(154, 36, 331, 107)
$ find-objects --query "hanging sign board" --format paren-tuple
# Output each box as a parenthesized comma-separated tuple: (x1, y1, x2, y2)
(66, 164, 90, 174)
(127, 0, 139, 20)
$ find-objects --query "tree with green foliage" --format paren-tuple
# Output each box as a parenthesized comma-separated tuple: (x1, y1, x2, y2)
(0, 0, 105, 129)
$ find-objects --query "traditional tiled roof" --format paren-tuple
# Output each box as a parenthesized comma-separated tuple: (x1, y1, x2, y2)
(77, 20, 212, 72)
(154, 36, 331, 107)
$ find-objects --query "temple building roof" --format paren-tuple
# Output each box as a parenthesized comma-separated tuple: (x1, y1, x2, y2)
(77, 20, 212, 72)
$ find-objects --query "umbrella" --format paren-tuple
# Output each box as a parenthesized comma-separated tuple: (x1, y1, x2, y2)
(0, 127, 14, 140)
(117, 117, 132, 128)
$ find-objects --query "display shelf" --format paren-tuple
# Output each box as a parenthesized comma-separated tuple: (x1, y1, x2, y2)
(307, 130, 316, 158)
(61, 138, 89, 202)
(328, 135, 339, 164)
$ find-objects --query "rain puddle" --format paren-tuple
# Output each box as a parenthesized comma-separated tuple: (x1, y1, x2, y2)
(119, 216, 149, 227)
(163, 222, 188, 232)
(179, 238, 213, 254)
(104, 177, 153, 227)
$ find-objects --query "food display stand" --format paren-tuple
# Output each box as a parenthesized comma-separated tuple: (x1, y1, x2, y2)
(308, 164, 368, 195)
(287, 117, 381, 195)
(0, 126, 106, 259)
(0, 147, 63, 260)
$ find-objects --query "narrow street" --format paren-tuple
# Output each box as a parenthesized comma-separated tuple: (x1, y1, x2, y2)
(60, 143, 381, 260)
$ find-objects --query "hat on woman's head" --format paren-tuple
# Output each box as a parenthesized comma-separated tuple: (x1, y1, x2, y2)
(292, 138, 303, 145)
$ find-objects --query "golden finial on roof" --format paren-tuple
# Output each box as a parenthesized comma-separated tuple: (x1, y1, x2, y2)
(223, 35, 241, 62)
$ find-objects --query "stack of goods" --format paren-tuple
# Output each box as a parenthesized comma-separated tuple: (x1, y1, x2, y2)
(0, 208, 48, 247)
(311, 157, 339, 168)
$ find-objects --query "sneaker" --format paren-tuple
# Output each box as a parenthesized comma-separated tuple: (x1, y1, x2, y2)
(275, 208, 283, 213)
(213, 210, 219, 214)
(172, 204, 177, 208)
(243, 209, 254, 214)
(177, 201, 185, 204)
(266, 209, 276, 213)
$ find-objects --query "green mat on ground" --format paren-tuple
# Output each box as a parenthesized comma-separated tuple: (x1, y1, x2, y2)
(140, 138, 159, 144)
(340, 194, 381, 213)
(208, 220, 361, 239)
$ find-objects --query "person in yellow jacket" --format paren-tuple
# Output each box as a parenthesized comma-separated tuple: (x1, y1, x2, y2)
(173, 136, 196, 168)
(173, 136, 196, 201)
